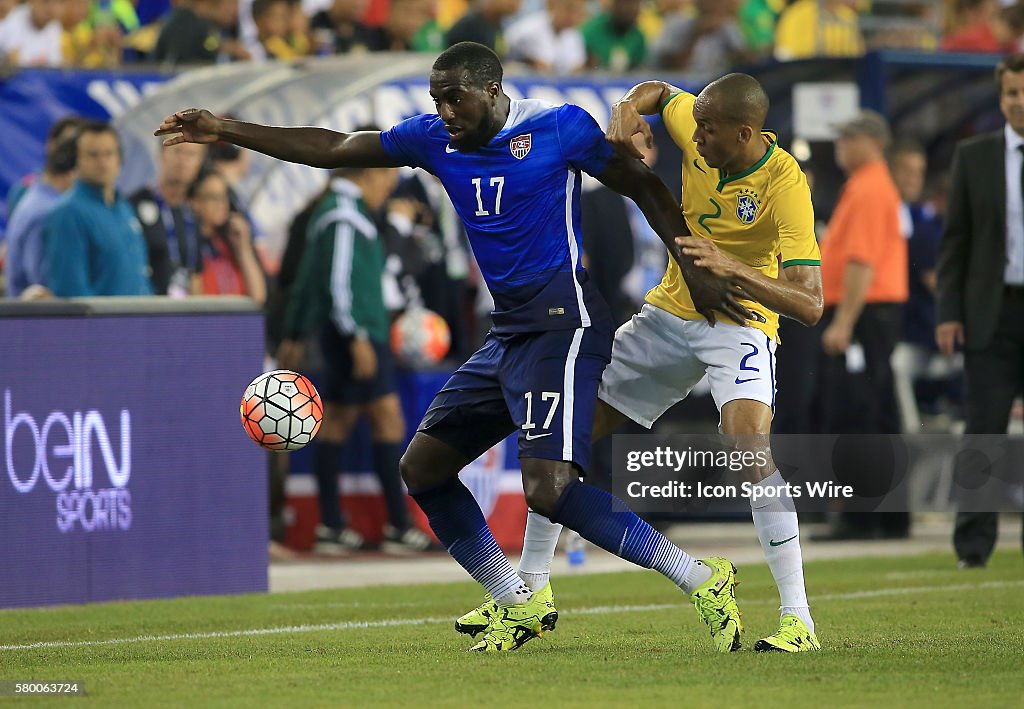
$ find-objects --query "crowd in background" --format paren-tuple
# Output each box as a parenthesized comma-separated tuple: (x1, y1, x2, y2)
(4, 3, 1020, 552)
(0, 0, 1023, 74)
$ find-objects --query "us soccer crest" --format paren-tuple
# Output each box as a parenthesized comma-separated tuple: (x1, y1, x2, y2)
(736, 189, 760, 224)
(510, 134, 532, 159)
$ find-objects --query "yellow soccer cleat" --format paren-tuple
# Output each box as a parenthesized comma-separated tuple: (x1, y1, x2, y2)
(690, 557, 743, 653)
(467, 583, 558, 652)
(754, 614, 820, 652)
(455, 594, 498, 638)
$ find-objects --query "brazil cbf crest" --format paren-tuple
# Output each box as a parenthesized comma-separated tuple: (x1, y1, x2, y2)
(510, 134, 532, 159)
(736, 189, 760, 224)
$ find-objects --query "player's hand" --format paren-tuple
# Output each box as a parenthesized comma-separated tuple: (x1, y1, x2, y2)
(935, 321, 964, 357)
(688, 275, 753, 326)
(606, 100, 653, 159)
(351, 337, 378, 380)
(678, 236, 738, 279)
(276, 339, 305, 371)
(155, 108, 223, 146)
(822, 320, 853, 355)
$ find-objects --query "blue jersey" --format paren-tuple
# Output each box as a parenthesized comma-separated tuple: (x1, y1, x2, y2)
(380, 99, 615, 333)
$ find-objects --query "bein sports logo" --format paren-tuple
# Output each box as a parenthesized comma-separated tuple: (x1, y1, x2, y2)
(3, 389, 132, 533)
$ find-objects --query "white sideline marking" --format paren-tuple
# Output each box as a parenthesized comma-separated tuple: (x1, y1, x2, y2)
(3, 579, 1022, 652)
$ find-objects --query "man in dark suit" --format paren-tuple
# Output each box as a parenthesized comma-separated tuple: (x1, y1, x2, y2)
(937, 53, 1024, 568)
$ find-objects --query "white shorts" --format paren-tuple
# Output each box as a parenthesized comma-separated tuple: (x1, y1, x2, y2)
(598, 304, 777, 428)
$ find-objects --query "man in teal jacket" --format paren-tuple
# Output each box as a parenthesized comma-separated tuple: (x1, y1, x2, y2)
(43, 121, 152, 297)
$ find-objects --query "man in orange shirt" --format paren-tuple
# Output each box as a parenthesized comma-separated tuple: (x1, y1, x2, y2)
(816, 109, 909, 540)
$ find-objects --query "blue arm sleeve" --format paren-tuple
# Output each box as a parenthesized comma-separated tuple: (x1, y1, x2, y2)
(43, 207, 95, 297)
(379, 114, 436, 173)
(555, 104, 614, 176)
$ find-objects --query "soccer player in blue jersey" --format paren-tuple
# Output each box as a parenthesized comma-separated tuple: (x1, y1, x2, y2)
(157, 42, 749, 653)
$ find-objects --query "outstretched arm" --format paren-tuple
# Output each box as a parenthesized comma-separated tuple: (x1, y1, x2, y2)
(155, 109, 399, 169)
(595, 152, 753, 325)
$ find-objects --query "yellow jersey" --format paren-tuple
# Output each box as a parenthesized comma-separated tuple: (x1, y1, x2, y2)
(647, 91, 820, 340)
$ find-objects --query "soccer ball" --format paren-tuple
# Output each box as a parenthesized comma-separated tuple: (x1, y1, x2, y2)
(240, 370, 323, 451)
(391, 307, 451, 368)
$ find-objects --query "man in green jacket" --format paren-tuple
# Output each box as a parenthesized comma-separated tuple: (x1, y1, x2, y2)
(280, 165, 432, 555)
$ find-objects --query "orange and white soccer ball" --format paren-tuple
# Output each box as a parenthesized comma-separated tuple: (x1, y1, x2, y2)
(391, 307, 451, 368)
(240, 370, 323, 451)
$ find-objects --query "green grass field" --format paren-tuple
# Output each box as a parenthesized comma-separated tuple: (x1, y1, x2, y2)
(2, 551, 1022, 707)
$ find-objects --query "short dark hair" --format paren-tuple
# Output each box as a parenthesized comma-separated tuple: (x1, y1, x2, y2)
(995, 53, 1024, 87)
(46, 135, 78, 175)
(47, 115, 86, 143)
(888, 138, 925, 162)
(702, 73, 770, 130)
(187, 167, 226, 200)
(252, 0, 286, 19)
(432, 42, 503, 88)
(76, 120, 121, 157)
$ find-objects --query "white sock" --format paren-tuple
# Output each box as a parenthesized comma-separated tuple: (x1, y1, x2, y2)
(750, 471, 814, 633)
(518, 509, 562, 592)
(680, 557, 713, 593)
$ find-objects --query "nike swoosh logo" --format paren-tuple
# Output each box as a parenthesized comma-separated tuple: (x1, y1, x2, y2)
(445, 145, 457, 153)
(693, 159, 706, 173)
(524, 431, 552, 440)
(734, 377, 759, 384)
(769, 535, 798, 547)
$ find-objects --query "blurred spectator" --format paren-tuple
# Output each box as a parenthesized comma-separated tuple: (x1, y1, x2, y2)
(310, 0, 378, 54)
(891, 140, 943, 355)
(411, 0, 445, 50)
(7, 115, 85, 222)
(774, 0, 864, 60)
(937, 54, 1024, 568)
(188, 169, 267, 303)
(653, 0, 749, 79)
(738, 0, 784, 56)
(42, 122, 153, 297)
(375, 0, 436, 50)
(208, 138, 257, 226)
(445, 0, 521, 53)
(245, 0, 305, 58)
(0, 0, 64, 67)
(129, 142, 207, 296)
(941, 0, 1023, 53)
(278, 166, 433, 555)
(153, 0, 250, 65)
(5, 134, 77, 298)
(889, 140, 959, 431)
(388, 170, 475, 359)
(636, 0, 688, 46)
(61, 0, 123, 66)
(581, 132, 665, 325)
(815, 110, 908, 540)
(505, 0, 587, 74)
(286, 0, 312, 55)
(582, 0, 646, 71)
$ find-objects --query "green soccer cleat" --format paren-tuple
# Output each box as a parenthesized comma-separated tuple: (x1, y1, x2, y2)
(455, 594, 498, 638)
(467, 583, 558, 652)
(754, 614, 820, 653)
(690, 557, 743, 653)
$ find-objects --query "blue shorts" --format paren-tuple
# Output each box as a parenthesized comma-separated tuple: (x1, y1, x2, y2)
(319, 324, 396, 405)
(416, 324, 612, 473)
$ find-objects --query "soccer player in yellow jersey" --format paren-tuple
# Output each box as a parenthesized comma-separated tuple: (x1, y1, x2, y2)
(603, 74, 824, 652)
(462, 73, 826, 653)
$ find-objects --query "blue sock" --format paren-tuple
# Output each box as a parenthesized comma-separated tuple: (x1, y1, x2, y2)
(411, 478, 532, 605)
(550, 480, 704, 592)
